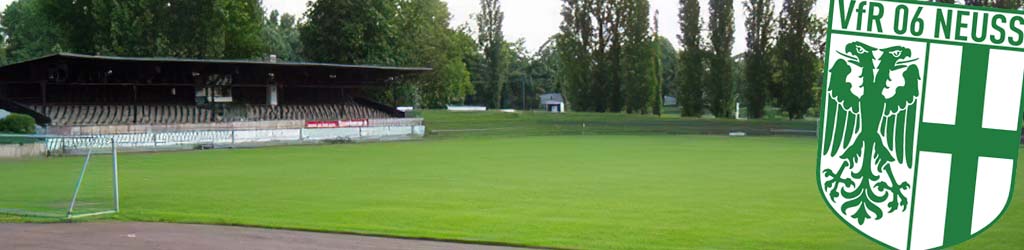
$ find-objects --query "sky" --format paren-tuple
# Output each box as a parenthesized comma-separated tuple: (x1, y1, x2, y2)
(1, 0, 830, 55)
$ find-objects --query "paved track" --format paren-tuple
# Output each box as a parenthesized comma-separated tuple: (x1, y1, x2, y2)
(0, 222, 529, 250)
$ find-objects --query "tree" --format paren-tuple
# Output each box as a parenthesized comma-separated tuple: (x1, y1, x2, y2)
(37, 0, 96, 54)
(655, 36, 679, 111)
(263, 10, 304, 61)
(996, 0, 1020, 10)
(591, 0, 622, 113)
(145, 0, 226, 58)
(28, 0, 266, 59)
(530, 37, 563, 99)
(707, 0, 735, 118)
(301, 0, 399, 64)
(220, 0, 266, 59)
(88, 0, 163, 57)
(393, 0, 475, 108)
(743, 0, 774, 118)
(776, 0, 816, 119)
(556, 0, 593, 111)
(807, 16, 828, 60)
(477, 0, 508, 109)
(504, 39, 532, 109)
(296, 0, 478, 107)
(1, 0, 65, 64)
(965, 0, 1023, 9)
(556, 0, 657, 113)
(678, 0, 705, 116)
(620, 0, 657, 114)
(597, 0, 622, 113)
(807, 15, 829, 111)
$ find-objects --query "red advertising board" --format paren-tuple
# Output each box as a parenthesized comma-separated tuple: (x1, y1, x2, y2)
(305, 119, 369, 129)
(305, 121, 339, 128)
(338, 119, 369, 127)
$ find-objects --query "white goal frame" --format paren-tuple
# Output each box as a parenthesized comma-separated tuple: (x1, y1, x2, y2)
(0, 134, 119, 220)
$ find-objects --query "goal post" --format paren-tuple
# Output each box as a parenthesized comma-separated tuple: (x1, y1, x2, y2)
(0, 134, 119, 220)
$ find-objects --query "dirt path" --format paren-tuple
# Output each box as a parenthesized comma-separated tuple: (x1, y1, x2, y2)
(0, 222, 530, 250)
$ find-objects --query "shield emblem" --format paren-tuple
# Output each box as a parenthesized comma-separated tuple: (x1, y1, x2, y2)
(818, 1, 1022, 249)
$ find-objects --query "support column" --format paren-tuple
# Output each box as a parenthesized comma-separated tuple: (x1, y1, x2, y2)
(39, 81, 47, 115)
(267, 84, 278, 106)
(132, 85, 138, 124)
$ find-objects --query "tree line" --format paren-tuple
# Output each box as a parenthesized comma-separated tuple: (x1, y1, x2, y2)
(556, 0, 1022, 119)
(0, 0, 305, 64)
(552, 0, 824, 118)
(674, 0, 824, 119)
(0, 0, 1007, 119)
(1, 0, 267, 60)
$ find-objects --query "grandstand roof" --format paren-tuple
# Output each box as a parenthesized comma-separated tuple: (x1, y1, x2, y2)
(5, 53, 432, 72)
(0, 53, 431, 86)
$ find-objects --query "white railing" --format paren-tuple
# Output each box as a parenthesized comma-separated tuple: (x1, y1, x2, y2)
(46, 125, 426, 154)
(46, 118, 423, 136)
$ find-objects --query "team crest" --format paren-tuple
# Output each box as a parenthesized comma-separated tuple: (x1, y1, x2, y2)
(819, 0, 1023, 249)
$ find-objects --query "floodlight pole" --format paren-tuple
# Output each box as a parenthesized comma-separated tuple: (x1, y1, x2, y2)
(112, 138, 120, 212)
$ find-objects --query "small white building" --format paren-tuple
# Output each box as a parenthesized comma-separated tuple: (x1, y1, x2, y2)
(539, 93, 565, 113)
(663, 96, 678, 106)
(543, 101, 565, 113)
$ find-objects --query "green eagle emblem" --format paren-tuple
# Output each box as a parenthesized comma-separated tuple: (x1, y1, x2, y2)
(821, 41, 922, 225)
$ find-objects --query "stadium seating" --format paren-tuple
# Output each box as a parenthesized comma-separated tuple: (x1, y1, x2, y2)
(243, 100, 391, 122)
(27, 100, 398, 126)
(31, 105, 215, 126)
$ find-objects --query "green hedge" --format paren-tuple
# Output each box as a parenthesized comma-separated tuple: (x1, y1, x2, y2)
(0, 113, 36, 134)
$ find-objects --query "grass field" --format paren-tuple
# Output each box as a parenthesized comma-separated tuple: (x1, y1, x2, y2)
(0, 111, 1021, 249)
(419, 110, 817, 138)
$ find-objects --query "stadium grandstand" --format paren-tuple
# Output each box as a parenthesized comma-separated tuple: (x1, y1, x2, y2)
(0, 53, 429, 155)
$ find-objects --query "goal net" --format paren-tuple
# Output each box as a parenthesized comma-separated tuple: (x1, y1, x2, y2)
(0, 134, 119, 219)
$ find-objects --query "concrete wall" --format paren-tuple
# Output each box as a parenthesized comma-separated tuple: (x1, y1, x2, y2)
(0, 143, 45, 158)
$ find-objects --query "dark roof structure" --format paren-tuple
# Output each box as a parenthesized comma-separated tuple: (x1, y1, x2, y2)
(0, 53, 430, 125)
(0, 53, 431, 87)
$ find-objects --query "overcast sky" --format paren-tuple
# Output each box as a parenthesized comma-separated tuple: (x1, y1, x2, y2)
(3, 0, 830, 55)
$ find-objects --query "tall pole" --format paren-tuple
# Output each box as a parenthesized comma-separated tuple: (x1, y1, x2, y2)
(521, 80, 526, 111)
(653, 10, 663, 117)
(735, 101, 741, 120)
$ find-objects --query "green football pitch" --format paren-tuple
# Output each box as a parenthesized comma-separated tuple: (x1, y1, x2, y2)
(0, 112, 1021, 249)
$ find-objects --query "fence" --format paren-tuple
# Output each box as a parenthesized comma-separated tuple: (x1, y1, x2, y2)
(45, 124, 425, 155)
